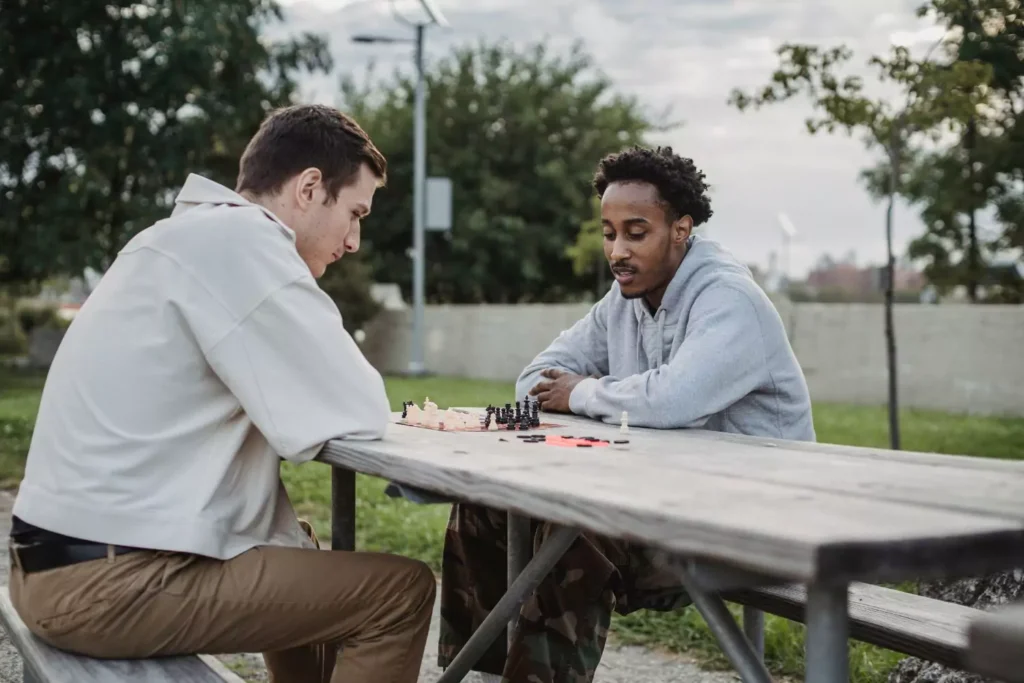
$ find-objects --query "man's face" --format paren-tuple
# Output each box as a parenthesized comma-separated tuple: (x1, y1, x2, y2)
(289, 164, 378, 279)
(601, 181, 691, 301)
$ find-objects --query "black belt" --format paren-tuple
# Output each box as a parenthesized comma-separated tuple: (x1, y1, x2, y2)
(10, 540, 139, 574)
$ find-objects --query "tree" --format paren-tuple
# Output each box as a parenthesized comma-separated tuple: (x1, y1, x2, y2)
(859, 0, 1024, 303)
(0, 0, 331, 287)
(318, 253, 381, 335)
(565, 196, 607, 298)
(729, 40, 991, 450)
(340, 40, 663, 304)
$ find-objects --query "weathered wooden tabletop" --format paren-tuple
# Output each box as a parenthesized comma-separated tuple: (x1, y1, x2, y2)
(318, 411, 1024, 584)
(966, 601, 1024, 682)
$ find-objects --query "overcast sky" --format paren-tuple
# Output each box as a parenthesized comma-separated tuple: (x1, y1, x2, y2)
(273, 0, 949, 277)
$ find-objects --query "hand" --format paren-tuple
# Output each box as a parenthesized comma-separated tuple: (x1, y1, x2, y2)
(529, 368, 588, 414)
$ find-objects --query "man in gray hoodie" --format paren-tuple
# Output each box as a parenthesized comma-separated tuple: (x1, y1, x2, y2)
(438, 146, 814, 683)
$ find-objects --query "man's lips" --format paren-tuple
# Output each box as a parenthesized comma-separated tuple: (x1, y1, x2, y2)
(612, 267, 637, 284)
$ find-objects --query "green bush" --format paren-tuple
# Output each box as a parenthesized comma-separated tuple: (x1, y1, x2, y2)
(16, 306, 58, 335)
(0, 310, 28, 357)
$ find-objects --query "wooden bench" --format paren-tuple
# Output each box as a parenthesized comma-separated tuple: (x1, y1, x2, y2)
(0, 587, 230, 683)
(725, 582, 980, 669)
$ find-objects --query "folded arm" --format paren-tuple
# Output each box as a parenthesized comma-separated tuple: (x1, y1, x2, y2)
(205, 277, 390, 462)
(568, 285, 769, 429)
(515, 295, 611, 400)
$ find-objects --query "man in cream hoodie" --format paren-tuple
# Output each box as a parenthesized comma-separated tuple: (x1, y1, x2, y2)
(438, 146, 815, 683)
(9, 105, 435, 683)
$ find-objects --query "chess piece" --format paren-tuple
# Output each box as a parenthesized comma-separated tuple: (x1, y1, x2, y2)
(423, 397, 439, 428)
(620, 411, 629, 435)
(488, 418, 499, 432)
(401, 401, 409, 419)
(406, 403, 422, 425)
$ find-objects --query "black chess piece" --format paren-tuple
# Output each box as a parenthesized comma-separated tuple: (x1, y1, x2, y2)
(515, 401, 521, 422)
(506, 416, 516, 430)
(401, 401, 409, 419)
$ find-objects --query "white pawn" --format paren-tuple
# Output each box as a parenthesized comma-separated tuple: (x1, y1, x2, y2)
(619, 411, 629, 435)
(406, 404, 423, 425)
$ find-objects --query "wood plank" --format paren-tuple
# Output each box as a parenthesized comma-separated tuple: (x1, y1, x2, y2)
(319, 419, 1024, 582)
(473, 410, 1024, 519)
(966, 602, 1024, 683)
(724, 583, 978, 669)
(0, 587, 223, 683)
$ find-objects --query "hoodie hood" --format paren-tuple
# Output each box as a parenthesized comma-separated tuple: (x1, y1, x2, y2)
(631, 234, 754, 324)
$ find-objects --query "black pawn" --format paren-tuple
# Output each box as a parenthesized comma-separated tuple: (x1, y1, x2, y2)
(401, 401, 409, 419)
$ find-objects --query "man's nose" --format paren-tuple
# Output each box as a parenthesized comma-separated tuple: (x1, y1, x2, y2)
(345, 223, 361, 253)
(609, 237, 630, 262)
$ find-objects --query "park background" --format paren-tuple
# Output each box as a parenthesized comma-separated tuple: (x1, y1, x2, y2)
(2, 1, 1024, 682)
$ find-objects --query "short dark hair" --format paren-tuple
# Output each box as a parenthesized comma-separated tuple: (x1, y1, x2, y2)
(236, 104, 387, 201)
(593, 145, 713, 226)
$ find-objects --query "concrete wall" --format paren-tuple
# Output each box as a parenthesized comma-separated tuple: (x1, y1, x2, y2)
(362, 302, 1024, 416)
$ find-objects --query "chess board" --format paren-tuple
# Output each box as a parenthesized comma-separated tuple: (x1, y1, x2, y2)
(396, 415, 563, 432)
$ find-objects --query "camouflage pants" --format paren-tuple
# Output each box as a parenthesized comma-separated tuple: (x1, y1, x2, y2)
(438, 503, 692, 683)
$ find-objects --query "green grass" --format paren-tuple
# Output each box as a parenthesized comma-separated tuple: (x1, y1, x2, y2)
(2, 368, 1023, 682)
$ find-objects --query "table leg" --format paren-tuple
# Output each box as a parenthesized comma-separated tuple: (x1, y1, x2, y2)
(330, 468, 356, 551)
(743, 606, 765, 661)
(437, 525, 580, 683)
(676, 569, 774, 683)
(805, 583, 849, 683)
(507, 513, 532, 649)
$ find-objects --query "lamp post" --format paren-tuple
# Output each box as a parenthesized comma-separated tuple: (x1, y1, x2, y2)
(352, 0, 447, 375)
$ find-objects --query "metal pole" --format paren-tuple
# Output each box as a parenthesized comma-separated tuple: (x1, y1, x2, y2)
(675, 570, 774, 683)
(409, 23, 427, 375)
(330, 468, 356, 551)
(743, 606, 765, 662)
(805, 583, 849, 683)
(437, 526, 581, 683)
(507, 514, 532, 649)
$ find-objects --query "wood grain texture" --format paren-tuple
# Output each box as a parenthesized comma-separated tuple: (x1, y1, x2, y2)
(484, 411, 1024, 519)
(724, 583, 979, 668)
(0, 587, 224, 683)
(318, 413, 1024, 583)
(966, 602, 1024, 683)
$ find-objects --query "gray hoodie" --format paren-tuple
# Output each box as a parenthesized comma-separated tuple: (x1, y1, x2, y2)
(516, 235, 815, 441)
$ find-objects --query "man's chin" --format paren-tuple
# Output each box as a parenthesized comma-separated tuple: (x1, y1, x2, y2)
(618, 286, 647, 300)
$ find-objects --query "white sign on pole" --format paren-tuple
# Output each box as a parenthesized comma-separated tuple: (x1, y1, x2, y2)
(425, 176, 452, 231)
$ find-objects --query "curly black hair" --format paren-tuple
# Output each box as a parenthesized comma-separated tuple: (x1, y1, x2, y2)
(593, 145, 713, 226)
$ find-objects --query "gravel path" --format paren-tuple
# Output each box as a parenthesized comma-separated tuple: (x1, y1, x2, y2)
(0, 491, 736, 683)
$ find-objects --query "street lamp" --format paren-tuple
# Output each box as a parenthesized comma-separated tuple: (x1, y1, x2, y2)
(352, 0, 448, 376)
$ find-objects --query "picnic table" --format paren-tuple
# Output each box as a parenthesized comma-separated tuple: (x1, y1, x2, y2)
(316, 410, 1024, 683)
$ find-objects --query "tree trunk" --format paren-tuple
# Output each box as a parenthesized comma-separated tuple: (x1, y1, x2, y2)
(885, 141, 902, 451)
(965, 118, 980, 302)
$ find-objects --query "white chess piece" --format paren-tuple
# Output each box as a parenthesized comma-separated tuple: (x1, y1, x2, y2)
(406, 404, 423, 425)
(620, 411, 629, 434)
(423, 398, 439, 428)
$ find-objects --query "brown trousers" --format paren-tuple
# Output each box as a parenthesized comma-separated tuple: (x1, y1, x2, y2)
(9, 523, 436, 683)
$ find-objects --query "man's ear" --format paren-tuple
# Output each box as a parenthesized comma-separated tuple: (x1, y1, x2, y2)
(674, 215, 693, 244)
(293, 168, 323, 210)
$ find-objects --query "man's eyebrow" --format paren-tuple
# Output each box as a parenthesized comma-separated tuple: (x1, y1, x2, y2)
(602, 216, 650, 227)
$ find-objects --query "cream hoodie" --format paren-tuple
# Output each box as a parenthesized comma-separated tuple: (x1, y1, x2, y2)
(13, 174, 390, 559)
